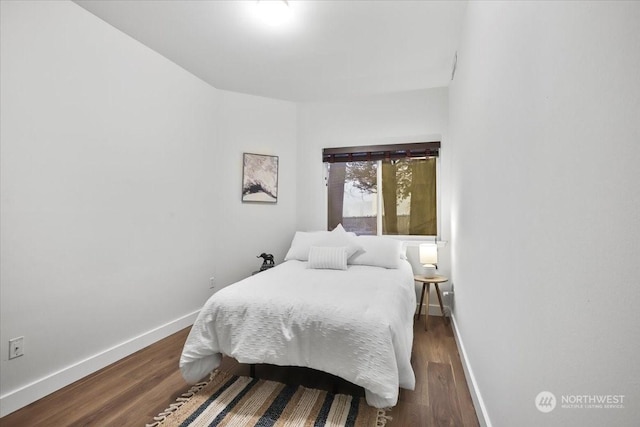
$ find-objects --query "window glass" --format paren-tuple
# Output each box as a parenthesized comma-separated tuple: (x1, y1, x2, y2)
(327, 161, 377, 235)
(327, 158, 436, 236)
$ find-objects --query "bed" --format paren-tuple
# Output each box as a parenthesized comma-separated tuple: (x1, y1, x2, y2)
(179, 230, 417, 408)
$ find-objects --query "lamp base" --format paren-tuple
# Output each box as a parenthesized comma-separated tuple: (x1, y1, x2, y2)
(423, 264, 436, 278)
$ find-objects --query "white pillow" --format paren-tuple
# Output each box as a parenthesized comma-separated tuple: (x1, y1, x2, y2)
(348, 236, 403, 269)
(315, 224, 362, 259)
(308, 246, 348, 270)
(284, 226, 357, 261)
(284, 231, 331, 261)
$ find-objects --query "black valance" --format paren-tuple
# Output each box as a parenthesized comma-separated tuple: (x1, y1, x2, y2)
(322, 141, 440, 163)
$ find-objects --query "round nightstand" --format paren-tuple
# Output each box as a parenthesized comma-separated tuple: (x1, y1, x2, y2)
(414, 274, 448, 330)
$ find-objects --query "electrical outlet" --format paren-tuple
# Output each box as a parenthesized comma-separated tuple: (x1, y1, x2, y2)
(209, 276, 216, 289)
(9, 337, 24, 359)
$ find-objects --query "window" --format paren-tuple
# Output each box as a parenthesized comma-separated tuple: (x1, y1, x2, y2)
(324, 142, 440, 236)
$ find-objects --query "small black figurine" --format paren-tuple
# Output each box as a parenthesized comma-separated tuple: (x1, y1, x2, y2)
(257, 253, 275, 271)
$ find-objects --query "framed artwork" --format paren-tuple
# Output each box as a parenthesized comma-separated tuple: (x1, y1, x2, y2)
(242, 153, 279, 203)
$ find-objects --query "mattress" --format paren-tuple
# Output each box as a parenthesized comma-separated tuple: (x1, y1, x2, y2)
(179, 259, 416, 408)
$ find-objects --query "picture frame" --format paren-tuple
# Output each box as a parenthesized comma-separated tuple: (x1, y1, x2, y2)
(242, 153, 279, 203)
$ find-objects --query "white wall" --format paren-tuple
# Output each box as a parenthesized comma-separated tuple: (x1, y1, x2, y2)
(0, 0, 296, 416)
(215, 89, 297, 271)
(296, 88, 452, 301)
(450, 2, 640, 426)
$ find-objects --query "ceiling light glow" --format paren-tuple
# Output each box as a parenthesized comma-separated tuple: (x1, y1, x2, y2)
(253, 0, 293, 28)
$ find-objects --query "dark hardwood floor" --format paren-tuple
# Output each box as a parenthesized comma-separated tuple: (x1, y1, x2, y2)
(0, 315, 479, 426)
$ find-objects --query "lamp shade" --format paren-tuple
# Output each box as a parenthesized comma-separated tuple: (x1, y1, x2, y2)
(419, 243, 438, 265)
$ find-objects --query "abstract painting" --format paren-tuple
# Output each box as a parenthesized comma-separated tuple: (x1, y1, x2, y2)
(242, 153, 278, 203)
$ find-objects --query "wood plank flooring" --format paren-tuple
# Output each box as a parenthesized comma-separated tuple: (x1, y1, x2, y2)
(0, 315, 479, 426)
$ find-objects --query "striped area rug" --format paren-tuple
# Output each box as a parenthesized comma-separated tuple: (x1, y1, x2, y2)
(148, 370, 389, 427)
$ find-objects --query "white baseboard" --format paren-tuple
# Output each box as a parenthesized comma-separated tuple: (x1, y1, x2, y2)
(450, 313, 492, 427)
(0, 310, 200, 418)
(417, 302, 450, 316)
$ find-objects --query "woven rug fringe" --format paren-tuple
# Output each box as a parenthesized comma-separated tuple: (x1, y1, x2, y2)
(375, 408, 393, 426)
(145, 371, 215, 427)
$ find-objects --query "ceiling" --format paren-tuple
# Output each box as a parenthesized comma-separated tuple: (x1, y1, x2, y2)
(75, 1, 467, 102)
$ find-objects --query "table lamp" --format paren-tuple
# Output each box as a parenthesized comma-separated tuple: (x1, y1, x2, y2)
(419, 243, 438, 278)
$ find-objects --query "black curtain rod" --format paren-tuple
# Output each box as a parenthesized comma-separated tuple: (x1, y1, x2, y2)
(322, 142, 440, 163)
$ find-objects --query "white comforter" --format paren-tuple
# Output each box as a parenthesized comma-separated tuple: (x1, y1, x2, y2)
(180, 259, 416, 408)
